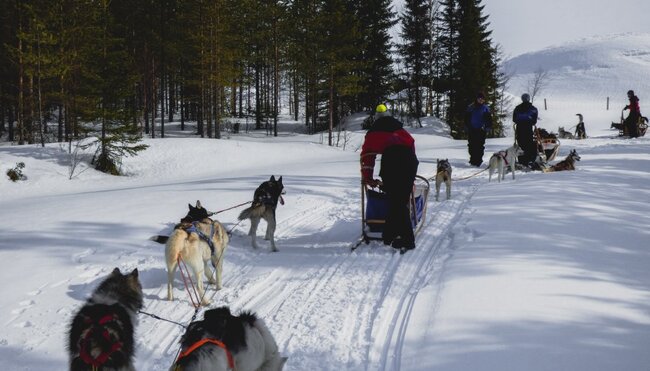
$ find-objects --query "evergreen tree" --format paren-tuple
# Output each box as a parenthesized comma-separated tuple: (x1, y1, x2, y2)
(355, 0, 396, 111)
(398, 0, 432, 122)
(92, 0, 147, 175)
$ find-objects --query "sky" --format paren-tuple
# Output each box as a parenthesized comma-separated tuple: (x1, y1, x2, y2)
(393, 0, 650, 57)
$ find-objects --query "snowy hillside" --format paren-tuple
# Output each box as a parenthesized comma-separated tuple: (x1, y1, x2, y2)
(506, 33, 650, 133)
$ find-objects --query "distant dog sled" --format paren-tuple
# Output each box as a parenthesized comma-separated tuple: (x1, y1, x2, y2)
(357, 153, 430, 248)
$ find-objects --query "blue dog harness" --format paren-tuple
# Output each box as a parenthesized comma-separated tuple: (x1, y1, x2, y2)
(185, 222, 216, 257)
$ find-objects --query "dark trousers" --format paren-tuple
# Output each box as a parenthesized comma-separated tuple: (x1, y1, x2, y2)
(380, 146, 419, 248)
(467, 128, 486, 166)
(516, 126, 536, 164)
(625, 113, 640, 138)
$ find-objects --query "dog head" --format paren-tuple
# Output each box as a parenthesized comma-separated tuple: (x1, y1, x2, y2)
(437, 159, 451, 173)
(181, 200, 211, 223)
(92, 267, 143, 312)
(569, 149, 581, 162)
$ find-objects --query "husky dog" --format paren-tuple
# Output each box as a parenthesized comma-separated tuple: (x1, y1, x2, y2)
(68, 268, 143, 371)
(170, 307, 287, 371)
(435, 159, 452, 201)
(151, 201, 213, 244)
(166, 201, 229, 306)
(558, 126, 573, 139)
(546, 149, 581, 172)
(488, 145, 517, 182)
(238, 176, 285, 252)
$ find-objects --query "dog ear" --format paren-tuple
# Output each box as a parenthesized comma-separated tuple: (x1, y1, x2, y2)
(270, 175, 276, 182)
(130, 268, 139, 279)
(111, 267, 122, 276)
(278, 176, 282, 184)
(195, 200, 202, 208)
(188, 203, 194, 210)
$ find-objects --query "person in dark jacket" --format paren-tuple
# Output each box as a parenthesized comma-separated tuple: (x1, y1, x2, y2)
(513, 93, 539, 166)
(361, 104, 419, 251)
(465, 92, 492, 166)
(624, 90, 641, 138)
(575, 113, 587, 139)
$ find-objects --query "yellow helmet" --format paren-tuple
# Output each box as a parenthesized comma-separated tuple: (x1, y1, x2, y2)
(376, 104, 387, 113)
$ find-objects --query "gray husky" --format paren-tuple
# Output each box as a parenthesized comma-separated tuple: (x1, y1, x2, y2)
(68, 268, 143, 371)
(170, 307, 287, 371)
(238, 176, 285, 252)
(435, 159, 452, 201)
(545, 149, 581, 172)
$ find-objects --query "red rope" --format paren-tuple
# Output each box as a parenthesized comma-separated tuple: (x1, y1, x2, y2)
(177, 256, 201, 309)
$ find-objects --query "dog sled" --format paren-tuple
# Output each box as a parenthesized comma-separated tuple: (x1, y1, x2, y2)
(611, 110, 648, 137)
(535, 127, 561, 163)
(356, 157, 430, 249)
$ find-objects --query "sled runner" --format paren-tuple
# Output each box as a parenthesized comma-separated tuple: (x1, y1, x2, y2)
(358, 173, 430, 247)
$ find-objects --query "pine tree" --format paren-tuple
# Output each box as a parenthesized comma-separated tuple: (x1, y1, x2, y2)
(398, 0, 432, 122)
(92, 0, 147, 175)
(355, 0, 396, 111)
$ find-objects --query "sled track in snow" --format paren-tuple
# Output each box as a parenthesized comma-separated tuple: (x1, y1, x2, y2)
(135, 179, 481, 370)
(370, 183, 479, 371)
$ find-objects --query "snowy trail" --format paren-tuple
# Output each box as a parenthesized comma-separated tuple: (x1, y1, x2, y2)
(131, 169, 482, 370)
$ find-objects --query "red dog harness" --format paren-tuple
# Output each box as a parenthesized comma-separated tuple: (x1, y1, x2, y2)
(175, 338, 235, 370)
(78, 314, 123, 368)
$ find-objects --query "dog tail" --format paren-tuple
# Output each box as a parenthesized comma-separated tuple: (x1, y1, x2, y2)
(238, 206, 253, 221)
(238, 203, 265, 220)
(150, 235, 169, 244)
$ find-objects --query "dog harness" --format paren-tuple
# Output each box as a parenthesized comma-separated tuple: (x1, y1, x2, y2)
(78, 314, 123, 369)
(185, 222, 216, 256)
(496, 150, 510, 165)
(175, 338, 235, 370)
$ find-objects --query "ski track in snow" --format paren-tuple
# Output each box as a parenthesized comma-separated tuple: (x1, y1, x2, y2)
(129, 172, 482, 370)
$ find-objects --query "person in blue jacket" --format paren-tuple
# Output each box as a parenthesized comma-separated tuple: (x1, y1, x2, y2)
(465, 92, 492, 166)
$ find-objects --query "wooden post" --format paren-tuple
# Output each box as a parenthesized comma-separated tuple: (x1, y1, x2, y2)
(607, 97, 609, 110)
(544, 98, 547, 110)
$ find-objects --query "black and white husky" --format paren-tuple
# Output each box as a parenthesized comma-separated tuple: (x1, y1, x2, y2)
(238, 176, 285, 252)
(488, 145, 517, 182)
(435, 159, 452, 201)
(170, 307, 287, 371)
(68, 268, 143, 371)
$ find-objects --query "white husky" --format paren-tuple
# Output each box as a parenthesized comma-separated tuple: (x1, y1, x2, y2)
(165, 206, 229, 306)
(488, 145, 517, 182)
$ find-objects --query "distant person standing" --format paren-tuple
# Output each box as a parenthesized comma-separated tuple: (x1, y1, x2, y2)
(513, 93, 539, 166)
(623, 90, 641, 138)
(465, 92, 492, 167)
(575, 113, 586, 139)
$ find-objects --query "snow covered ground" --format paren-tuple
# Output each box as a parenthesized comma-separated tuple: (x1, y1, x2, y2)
(1, 34, 650, 371)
